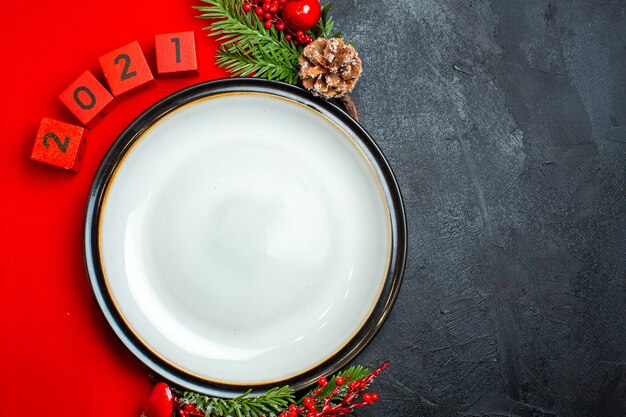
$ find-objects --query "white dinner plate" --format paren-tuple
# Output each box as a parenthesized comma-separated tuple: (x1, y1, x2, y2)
(84, 79, 406, 397)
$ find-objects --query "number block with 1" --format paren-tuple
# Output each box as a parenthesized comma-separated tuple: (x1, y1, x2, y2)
(99, 41, 155, 100)
(59, 71, 117, 128)
(155, 31, 199, 78)
(31, 118, 87, 172)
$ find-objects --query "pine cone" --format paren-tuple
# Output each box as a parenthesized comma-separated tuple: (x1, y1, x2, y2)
(298, 37, 363, 98)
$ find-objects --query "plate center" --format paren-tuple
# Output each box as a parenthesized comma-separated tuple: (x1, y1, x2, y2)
(149, 143, 335, 332)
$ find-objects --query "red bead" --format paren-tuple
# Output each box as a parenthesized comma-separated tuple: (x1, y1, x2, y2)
(256, 6, 264, 14)
(371, 393, 380, 402)
(303, 397, 313, 406)
(287, 412, 297, 417)
(304, 35, 312, 42)
(306, 413, 316, 417)
(141, 383, 174, 417)
(306, 403, 316, 412)
(264, 12, 272, 19)
(276, 22, 285, 30)
(296, 30, 304, 38)
(281, 0, 321, 31)
(293, 40, 299, 45)
(318, 377, 327, 386)
(264, 20, 273, 28)
(243, 2, 252, 11)
(285, 34, 292, 40)
(362, 393, 372, 403)
(335, 377, 345, 386)
(269, 4, 278, 12)
(262, 2, 271, 10)
(348, 381, 358, 390)
(288, 404, 298, 412)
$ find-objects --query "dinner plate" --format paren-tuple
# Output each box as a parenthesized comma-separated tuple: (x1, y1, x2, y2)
(84, 78, 406, 397)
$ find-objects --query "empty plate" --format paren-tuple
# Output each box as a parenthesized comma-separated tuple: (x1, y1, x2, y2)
(84, 79, 406, 397)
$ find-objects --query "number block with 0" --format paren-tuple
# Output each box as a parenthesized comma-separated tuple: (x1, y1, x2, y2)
(59, 71, 117, 128)
(31, 118, 87, 172)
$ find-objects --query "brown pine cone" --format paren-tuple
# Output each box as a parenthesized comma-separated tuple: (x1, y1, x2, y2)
(298, 37, 363, 98)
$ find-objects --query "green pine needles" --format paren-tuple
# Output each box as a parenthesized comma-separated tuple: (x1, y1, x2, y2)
(195, 0, 336, 84)
(180, 385, 295, 417)
(195, 0, 301, 83)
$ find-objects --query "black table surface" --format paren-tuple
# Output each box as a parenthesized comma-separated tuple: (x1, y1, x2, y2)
(331, 1, 626, 416)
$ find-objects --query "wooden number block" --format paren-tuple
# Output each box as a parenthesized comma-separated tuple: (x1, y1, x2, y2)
(155, 31, 199, 78)
(31, 118, 87, 172)
(59, 71, 117, 128)
(99, 41, 155, 99)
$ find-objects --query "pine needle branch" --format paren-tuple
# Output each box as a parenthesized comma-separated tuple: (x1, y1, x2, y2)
(195, 0, 301, 84)
(181, 385, 295, 417)
(216, 42, 300, 83)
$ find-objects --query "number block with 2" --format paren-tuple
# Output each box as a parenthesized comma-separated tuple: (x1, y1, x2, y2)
(31, 118, 87, 172)
(59, 71, 117, 128)
(99, 41, 155, 100)
(155, 31, 199, 78)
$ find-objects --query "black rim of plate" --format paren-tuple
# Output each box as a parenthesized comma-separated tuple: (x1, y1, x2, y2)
(83, 78, 407, 398)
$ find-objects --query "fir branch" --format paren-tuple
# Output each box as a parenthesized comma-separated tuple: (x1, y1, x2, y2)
(216, 43, 300, 83)
(172, 364, 386, 417)
(181, 386, 295, 417)
(195, 0, 301, 83)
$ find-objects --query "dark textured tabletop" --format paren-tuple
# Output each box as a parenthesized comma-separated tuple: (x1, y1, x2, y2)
(332, 1, 626, 416)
